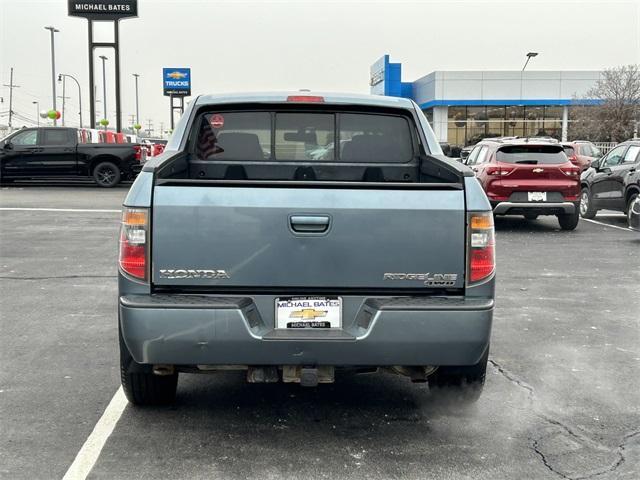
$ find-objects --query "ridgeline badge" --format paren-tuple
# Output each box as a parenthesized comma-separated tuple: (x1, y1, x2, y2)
(383, 272, 458, 287)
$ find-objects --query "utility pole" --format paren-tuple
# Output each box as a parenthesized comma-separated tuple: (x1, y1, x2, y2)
(32, 101, 40, 127)
(44, 26, 59, 125)
(146, 118, 153, 137)
(132, 73, 140, 125)
(57, 94, 71, 126)
(2, 67, 20, 129)
(159, 122, 164, 138)
(128, 114, 135, 129)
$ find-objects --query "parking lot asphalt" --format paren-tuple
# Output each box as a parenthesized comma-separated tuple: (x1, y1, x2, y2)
(1, 184, 639, 480)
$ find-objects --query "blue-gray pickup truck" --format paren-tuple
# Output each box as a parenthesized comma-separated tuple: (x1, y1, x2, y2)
(117, 92, 495, 405)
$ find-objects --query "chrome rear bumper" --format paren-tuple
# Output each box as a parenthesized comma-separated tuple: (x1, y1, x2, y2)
(493, 201, 576, 215)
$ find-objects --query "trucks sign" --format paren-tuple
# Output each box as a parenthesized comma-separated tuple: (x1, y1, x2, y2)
(163, 68, 191, 97)
(68, 0, 138, 20)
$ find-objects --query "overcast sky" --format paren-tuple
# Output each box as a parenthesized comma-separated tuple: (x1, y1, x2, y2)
(1, 0, 639, 135)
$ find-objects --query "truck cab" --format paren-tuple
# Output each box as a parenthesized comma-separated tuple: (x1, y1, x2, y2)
(1, 127, 78, 176)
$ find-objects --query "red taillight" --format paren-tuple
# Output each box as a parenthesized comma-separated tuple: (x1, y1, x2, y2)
(286, 95, 324, 103)
(133, 145, 142, 161)
(468, 212, 495, 284)
(560, 166, 580, 177)
(469, 247, 495, 282)
(486, 166, 514, 176)
(118, 208, 148, 281)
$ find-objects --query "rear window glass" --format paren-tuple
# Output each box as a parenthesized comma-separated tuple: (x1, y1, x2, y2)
(563, 146, 575, 156)
(194, 111, 414, 163)
(497, 145, 567, 164)
(339, 114, 413, 163)
(197, 112, 270, 160)
(276, 113, 334, 160)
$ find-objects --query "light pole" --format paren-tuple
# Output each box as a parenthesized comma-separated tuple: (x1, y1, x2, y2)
(520, 51, 539, 122)
(59, 73, 82, 127)
(99, 55, 108, 126)
(522, 52, 539, 71)
(44, 26, 59, 126)
(132, 73, 140, 126)
(32, 101, 39, 127)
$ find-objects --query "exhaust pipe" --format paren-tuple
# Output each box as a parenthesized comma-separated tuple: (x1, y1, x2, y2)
(152, 364, 175, 376)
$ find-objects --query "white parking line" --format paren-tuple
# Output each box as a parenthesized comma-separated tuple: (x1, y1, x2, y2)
(62, 387, 128, 480)
(0, 207, 120, 213)
(581, 218, 632, 232)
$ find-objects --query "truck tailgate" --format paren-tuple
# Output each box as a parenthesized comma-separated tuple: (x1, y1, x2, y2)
(152, 185, 466, 290)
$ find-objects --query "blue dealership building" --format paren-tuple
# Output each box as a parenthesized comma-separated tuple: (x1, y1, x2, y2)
(370, 55, 601, 146)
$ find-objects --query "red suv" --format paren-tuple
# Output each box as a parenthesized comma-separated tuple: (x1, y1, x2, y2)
(561, 141, 602, 172)
(465, 138, 581, 230)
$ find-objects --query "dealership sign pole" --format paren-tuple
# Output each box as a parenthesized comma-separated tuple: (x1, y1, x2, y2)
(68, 0, 138, 132)
(163, 68, 191, 130)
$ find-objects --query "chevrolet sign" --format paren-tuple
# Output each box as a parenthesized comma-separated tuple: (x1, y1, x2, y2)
(163, 68, 191, 97)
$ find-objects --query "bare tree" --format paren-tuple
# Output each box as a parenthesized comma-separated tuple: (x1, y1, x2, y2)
(569, 65, 640, 142)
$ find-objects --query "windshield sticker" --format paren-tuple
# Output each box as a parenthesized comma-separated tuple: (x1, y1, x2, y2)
(210, 114, 224, 129)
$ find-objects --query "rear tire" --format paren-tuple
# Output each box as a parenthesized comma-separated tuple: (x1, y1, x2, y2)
(523, 213, 539, 220)
(119, 327, 178, 406)
(428, 347, 488, 403)
(627, 193, 638, 225)
(580, 187, 597, 219)
(93, 161, 121, 188)
(558, 208, 580, 230)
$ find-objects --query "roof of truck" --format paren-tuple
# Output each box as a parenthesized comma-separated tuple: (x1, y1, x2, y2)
(195, 92, 416, 109)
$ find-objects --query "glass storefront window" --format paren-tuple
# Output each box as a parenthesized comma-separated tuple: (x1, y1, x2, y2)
(444, 104, 568, 146)
(524, 106, 544, 137)
(466, 107, 487, 144)
(544, 106, 563, 120)
(447, 125, 466, 146)
(447, 106, 467, 146)
(505, 106, 524, 137)
(487, 106, 506, 138)
(543, 106, 563, 139)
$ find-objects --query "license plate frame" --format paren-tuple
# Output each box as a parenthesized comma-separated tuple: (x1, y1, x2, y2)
(275, 296, 342, 329)
(528, 191, 547, 202)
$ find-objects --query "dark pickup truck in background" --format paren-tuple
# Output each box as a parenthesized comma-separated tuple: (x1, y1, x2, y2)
(0, 127, 144, 187)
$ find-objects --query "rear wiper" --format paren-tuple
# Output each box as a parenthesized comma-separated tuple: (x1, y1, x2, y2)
(515, 160, 538, 164)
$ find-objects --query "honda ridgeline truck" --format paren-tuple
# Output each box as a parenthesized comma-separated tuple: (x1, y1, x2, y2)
(118, 93, 496, 405)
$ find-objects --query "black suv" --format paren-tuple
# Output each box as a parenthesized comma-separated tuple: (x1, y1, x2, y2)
(580, 139, 640, 221)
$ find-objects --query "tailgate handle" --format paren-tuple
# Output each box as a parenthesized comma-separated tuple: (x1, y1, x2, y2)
(289, 215, 330, 234)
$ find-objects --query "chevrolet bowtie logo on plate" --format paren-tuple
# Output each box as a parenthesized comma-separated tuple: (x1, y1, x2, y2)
(166, 71, 187, 79)
(289, 308, 328, 320)
(532, 168, 544, 173)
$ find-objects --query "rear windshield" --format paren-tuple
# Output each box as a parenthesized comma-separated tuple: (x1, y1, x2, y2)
(562, 146, 575, 156)
(497, 145, 568, 164)
(194, 111, 414, 163)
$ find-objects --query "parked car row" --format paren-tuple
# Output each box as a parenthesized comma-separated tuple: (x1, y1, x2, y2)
(460, 136, 640, 230)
